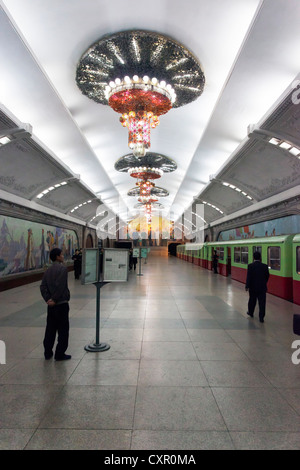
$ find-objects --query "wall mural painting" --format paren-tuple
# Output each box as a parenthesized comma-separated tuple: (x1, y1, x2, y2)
(0, 215, 78, 277)
(218, 215, 300, 241)
(126, 215, 174, 246)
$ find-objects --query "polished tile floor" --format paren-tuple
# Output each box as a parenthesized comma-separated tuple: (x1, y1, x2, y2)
(1, 248, 300, 450)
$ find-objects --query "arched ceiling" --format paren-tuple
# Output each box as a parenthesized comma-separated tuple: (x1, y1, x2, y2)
(0, 0, 300, 229)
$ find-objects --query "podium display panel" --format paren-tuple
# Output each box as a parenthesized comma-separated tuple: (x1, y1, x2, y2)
(81, 248, 99, 284)
(133, 248, 140, 257)
(103, 248, 129, 282)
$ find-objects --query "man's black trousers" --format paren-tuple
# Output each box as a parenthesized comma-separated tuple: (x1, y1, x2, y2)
(43, 303, 69, 358)
(248, 290, 266, 320)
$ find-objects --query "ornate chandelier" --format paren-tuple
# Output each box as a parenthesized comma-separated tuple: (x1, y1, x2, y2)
(76, 30, 205, 157)
(108, 78, 175, 157)
(115, 152, 177, 221)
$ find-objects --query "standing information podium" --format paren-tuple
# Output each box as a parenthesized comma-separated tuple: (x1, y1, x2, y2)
(133, 247, 149, 276)
(81, 248, 129, 352)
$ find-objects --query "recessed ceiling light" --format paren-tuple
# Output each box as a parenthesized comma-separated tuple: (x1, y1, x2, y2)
(269, 138, 280, 145)
(289, 147, 300, 156)
(279, 141, 291, 150)
(0, 136, 11, 145)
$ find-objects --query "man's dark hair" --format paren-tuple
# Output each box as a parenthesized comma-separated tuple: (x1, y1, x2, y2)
(50, 248, 62, 262)
(253, 251, 261, 261)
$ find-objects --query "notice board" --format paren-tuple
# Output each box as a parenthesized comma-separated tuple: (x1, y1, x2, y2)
(103, 248, 129, 282)
(81, 248, 99, 285)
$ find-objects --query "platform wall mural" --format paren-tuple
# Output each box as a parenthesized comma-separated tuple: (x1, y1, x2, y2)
(218, 215, 300, 241)
(0, 215, 78, 277)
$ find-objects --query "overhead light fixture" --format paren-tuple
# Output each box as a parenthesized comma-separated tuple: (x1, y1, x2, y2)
(115, 152, 177, 222)
(36, 181, 68, 199)
(0, 123, 32, 147)
(269, 137, 300, 156)
(201, 200, 224, 215)
(127, 186, 169, 198)
(0, 136, 12, 146)
(76, 30, 205, 157)
(279, 141, 291, 150)
(269, 137, 281, 145)
(70, 200, 93, 213)
(222, 181, 252, 200)
(289, 146, 300, 156)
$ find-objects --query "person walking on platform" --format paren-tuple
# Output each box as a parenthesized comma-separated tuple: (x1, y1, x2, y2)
(212, 250, 218, 273)
(129, 249, 133, 271)
(245, 251, 269, 323)
(40, 247, 71, 360)
(72, 249, 82, 279)
(132, 254, 138, 271)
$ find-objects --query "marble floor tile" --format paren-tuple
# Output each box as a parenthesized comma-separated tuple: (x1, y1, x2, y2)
(131, 430, 234, 450)
(212, 387, 300, 431)
(1, 250, 300, 449)
(25, 429, 132, 450)
(134, 386, 226, 431)
(39, 385, 136, 430)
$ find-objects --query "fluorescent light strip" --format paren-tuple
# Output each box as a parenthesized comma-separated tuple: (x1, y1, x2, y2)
(201, 201, 224, 214)
(0, 136, 12, 145)
(70, 200, 92, 213)
(289, 147, 300, 156)
(222, 182, 252, 201)
(191, 211, 207, 224)
(269, 137, 300, 157)
(279, 142, 291, 150)
(37, 181, 68, 199)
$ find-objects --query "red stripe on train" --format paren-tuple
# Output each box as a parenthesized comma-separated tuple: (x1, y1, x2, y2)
(231, 266, 293, 301)
(293, 280, 300, 305)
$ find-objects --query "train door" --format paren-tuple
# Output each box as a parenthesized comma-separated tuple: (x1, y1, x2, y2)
(227, 247, 231, 275)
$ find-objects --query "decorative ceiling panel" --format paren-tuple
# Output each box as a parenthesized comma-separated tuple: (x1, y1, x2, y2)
(218, 139, 300, 201)
(37, 181, 97, 213)
(199, 182, 252, 216)
(260, 87, 300, 148)
(0, 138, 72, 199)
(69, 200, 103, 221)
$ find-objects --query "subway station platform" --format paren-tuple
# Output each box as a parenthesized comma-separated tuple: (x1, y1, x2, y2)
(1, 248, 300, 450)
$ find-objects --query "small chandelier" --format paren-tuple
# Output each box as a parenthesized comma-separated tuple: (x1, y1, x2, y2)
(114, 152, 177, 222)
(76, 30, 205, 156)
(129, 170, 162, 220)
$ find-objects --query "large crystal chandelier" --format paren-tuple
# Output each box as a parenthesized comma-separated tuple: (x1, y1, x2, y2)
(108, 78, 175, 157)
(76, 30, 205, 157)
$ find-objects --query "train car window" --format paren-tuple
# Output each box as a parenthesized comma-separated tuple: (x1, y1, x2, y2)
(234, 247, 241, 263)
(268, 246, 281, 270)
(253, 246, 262, 256)
(297, 247, 300, 275)
(219, 247, 224, 260)
(241, 247, 248, 264)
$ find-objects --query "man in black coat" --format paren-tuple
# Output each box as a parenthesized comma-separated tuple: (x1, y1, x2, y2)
(40, 248, 71, 360)
(245, 251, 270, 323)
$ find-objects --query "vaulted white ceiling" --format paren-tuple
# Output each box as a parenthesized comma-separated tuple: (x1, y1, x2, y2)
(0, 0, 300, 228)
